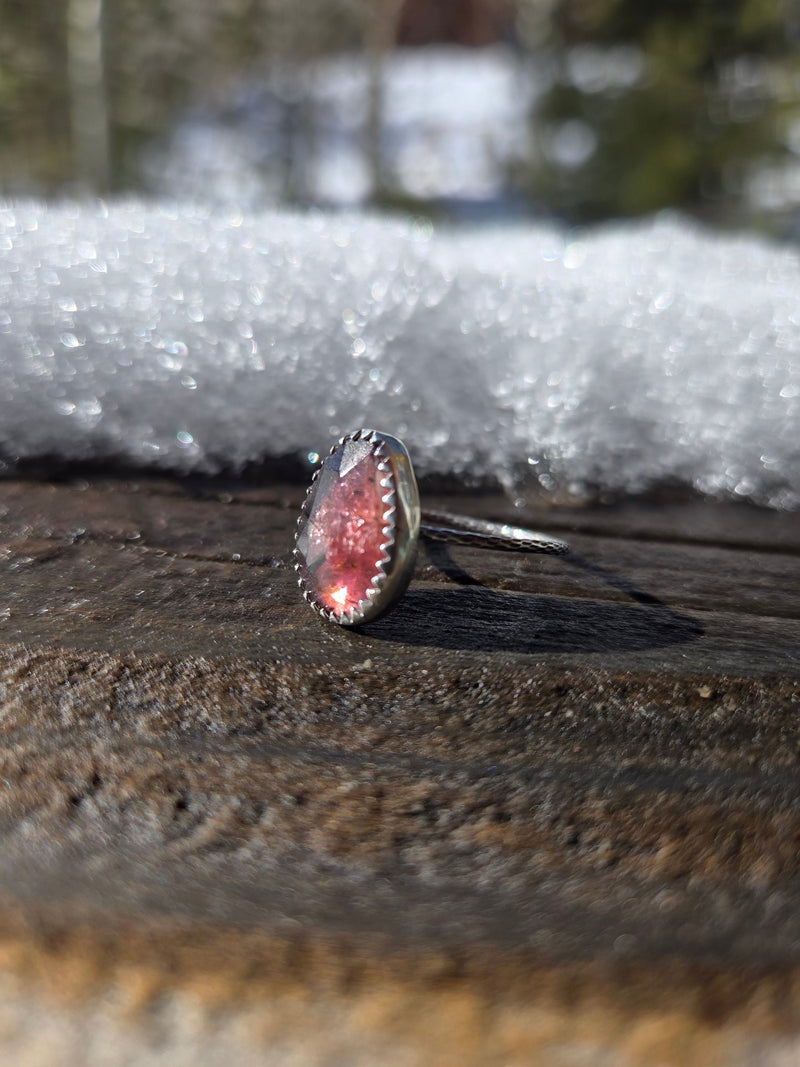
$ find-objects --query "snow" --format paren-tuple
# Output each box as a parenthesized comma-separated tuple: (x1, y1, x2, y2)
(0, 200, 798, 508)
(142, 45, 800, 229)
(144, 47, 538, 209)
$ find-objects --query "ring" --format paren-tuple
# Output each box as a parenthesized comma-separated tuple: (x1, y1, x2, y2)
(294, 429, 570, 626)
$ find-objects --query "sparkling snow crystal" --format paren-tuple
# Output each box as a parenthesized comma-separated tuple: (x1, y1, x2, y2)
(0, 200, 798, 508)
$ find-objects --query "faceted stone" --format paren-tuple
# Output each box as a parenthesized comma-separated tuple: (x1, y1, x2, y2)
(296, 437, 391, 618)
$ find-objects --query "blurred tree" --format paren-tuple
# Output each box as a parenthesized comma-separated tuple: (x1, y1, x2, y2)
(520, 0, 800, 224)
(105, 0, 372, 192)
(363, 0, 406, 198)
(0, 0, 70, 192)
(1, 0, 798, 230)
(68, 0, 110, 192)
(0, 0, 374, 194)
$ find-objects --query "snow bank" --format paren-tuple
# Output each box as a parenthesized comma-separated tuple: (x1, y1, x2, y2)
(0, 200, 798, 507)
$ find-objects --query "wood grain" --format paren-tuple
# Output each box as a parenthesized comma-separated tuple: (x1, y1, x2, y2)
(0, 477, 798, 1064)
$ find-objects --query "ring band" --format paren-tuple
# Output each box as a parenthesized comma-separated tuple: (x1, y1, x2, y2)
(294, 429, 569, 627)
(420, 510, 569, 556)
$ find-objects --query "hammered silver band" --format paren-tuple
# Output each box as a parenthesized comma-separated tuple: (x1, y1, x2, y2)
(420, 510, 570, 556)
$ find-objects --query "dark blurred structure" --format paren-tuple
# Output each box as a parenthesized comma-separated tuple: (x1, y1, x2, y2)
(0, 0, 799, 233)
(397, 0, 514, 46)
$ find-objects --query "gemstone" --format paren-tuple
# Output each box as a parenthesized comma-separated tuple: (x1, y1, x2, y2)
(296, 436, 392, 619)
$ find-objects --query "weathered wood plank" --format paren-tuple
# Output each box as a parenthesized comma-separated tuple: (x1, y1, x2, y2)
(0, 476, 798, 1064)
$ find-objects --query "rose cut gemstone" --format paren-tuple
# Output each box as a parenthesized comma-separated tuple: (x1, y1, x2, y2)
(295, 436, 392, 619)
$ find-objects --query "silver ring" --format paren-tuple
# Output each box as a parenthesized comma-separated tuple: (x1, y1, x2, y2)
(294, 428, 570, 627)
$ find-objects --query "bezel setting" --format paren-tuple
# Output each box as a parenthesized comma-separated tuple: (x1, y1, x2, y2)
(293, 428, 421, 627)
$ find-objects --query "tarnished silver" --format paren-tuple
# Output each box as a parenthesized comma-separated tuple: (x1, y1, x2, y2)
(294, 428, 569, 627)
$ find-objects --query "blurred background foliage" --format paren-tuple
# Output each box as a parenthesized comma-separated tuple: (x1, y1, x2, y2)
(0, 0, 799, 234)
(527, 0, 800, 227)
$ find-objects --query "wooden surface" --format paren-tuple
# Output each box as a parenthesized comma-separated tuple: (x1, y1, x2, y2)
(0, 476, 798, 1065)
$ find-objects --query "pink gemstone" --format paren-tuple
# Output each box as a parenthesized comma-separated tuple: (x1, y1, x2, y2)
(296, 437, 391, 618)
